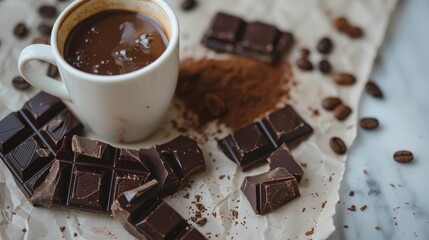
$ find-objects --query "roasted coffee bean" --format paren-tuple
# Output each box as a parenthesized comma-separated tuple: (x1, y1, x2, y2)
(333, 104, 352, 121)
(32, 36, 50, 44)
(318, 59, 332, 74)
(296, 58, 313, 71)
(322, 97, 342, 111)
(330, 137, 347, 155)
(300, 48, 310, 57)
(38, 5, 58, 18)
(347, 27, 364, 39)
(333, 17, 349, 32)
(365, 81, 383, 98)
(204, 93, 227, 117)
(12, 76, 31, 90)
(360, 117, 379, 130)
(47, 64, 59, 78)
(181, 0, 198, 11)
(317, 37, 334, 54)
(38, 23, 53, 36)
(333, 72, 356, 85)
(13, 23, 29, 38)
(393, 150, 414, 163)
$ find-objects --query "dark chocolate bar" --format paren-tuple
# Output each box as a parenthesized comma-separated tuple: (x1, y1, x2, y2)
(241, 167, 300, 215)
(267, 143, 304, 182)
(0, 92, 83, 199)
(201, 12, 294, 64)
(218, 105, 312, 170)
(112, 179, 207, 240)
(31, 135, 206, 214)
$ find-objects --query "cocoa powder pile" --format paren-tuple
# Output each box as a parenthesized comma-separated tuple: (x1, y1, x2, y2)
(176, 56, 292, 130)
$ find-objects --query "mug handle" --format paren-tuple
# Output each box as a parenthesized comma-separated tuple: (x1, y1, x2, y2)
(18, 44, 71, 101)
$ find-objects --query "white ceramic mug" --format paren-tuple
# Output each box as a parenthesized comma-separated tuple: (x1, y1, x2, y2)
(18, 0, 179, 143)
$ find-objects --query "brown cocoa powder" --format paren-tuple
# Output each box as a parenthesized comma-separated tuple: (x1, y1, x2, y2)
(176, 57, 292, 130)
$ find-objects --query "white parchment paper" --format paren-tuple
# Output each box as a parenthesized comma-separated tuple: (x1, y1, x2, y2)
(0, 0, 397, 239)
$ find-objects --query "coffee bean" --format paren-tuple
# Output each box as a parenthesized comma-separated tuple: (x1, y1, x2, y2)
(32, 36, 50, 44)
(333, 17, 349, 32)
(47, 64, 59, 78)
(300, 48, 310, 57)
(38, 5, 58, 19)
(330, 137, 347, 155)
(322, 97, 342, 111)
(12, 76, 31, 90)
(393, 150, 413, 163)
(296, 58, 313, 71)
(365, 81, 383, 98)
(347, 27, 364, 39)
(181, 0, 198, 11)
(318, 59, 332, 74)
(360, 117, 379, 130)
(204, 93, 227, 117)
(317, 37, 334, 54)
(333, 104, 352, 121)
(38, 23, 53, 36)
(333, 72, 356, 85)
(13, 23, 29, 38)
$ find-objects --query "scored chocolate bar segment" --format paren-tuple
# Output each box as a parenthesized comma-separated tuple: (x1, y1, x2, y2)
(31, 135, 206, 214)
(0, 92, 83, 199)
(31, 136, 151, 214)
(218, 105, 312, 170)
(202, 12, 294, 64)
(241, 167, 300, 215)
(267, 143, 304, 182)
(112, 179, 206, 240)
(141, 135, 207, 197)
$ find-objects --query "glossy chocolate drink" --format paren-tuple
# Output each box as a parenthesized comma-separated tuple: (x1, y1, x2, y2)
(64, 10, 168, 75)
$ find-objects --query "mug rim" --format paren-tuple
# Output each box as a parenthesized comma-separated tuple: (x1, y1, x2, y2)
(51, 0, 179, 82)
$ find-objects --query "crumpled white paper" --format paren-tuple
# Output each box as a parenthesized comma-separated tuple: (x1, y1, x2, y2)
(0, 0, 397, 239)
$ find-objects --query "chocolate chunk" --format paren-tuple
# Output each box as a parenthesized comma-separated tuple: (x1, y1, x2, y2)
(13, 23, 29, 38)
(333, 72, 356, 85)
(38, 23, 53, 36)
(201, 12, 245, 52)
(329, 137, 347, 155)
(296, 58, 313, 71)
(219, 105, 312, 170)
(112, 179, 206, 240)
(202, 12, 294, 64)
(393, 150, 414, 163)
(359, 117, 379, 130)
(318, 59, 332, 74)
(0, 92, 83, 200)
(72, 135, 115, 165)
(142, 136, 206, 196)
(365, 81, 383, 98)
(322, 97, 342, 111)
(38, 5, 58, 19)
(12, 76, 31, 90)
(317, 37, 334, 54)
(181, 0, 198, 11)
(267, 144, 304, 182)
(47, 64, 59, 78)
(241, 168, 300, 215)
(333, 104, 352, 121)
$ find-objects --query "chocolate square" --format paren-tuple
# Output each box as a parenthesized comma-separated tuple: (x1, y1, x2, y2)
(112, 171, 150, 200)
(115, 148, 150, 172)
(0, 112, 32, 154)
(72, 136, 115, 166)
(22, 91, 65, 127)
(267, 144, 304, 182)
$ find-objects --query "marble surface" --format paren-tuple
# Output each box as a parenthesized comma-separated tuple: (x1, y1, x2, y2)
(329, 1, 429, 239)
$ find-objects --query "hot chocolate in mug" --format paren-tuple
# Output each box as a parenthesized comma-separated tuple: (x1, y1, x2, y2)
(18, 0, 179, 143)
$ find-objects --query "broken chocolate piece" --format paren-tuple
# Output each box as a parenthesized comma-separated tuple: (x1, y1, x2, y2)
(267, 144, 304, 182)
(241, 168, 300, 215)
(218, 105, 312, 170)
(112, 179, 206, 240)
(0, 92, 83, 200)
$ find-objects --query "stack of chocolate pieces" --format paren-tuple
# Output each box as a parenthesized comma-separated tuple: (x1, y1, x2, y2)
(218, 105, 310, 214)
(202, 12, 294, 64)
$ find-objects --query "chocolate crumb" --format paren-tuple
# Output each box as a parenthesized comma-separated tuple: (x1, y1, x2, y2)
(360, 205, 367, 211)
(183, 193, 190, 199)
(60, 226, 66, 232)
(22, 228, 27, 233)
(231, 210, 239, 219)
(302, 208, 306, 213)
(74, 233, 78, 237)
(347, 205, 356, 212)
(195, 195, 202, 202)
(305, 228, 314, 236)
(219, 175, 225, 180)
(196, 217, 208, 227)
(375, 226, 381, 231)
(321, 201, 327, 209)
(196, 203, 207, 212)
(343, 225, 349, 229)
(349, 191, 355, 196)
